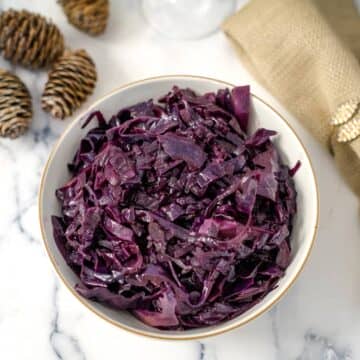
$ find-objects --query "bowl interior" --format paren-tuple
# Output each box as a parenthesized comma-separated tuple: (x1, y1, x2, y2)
(39, 76, 318, 340)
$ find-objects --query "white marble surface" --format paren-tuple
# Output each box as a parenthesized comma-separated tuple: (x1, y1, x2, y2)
(0, 1, 360, 359)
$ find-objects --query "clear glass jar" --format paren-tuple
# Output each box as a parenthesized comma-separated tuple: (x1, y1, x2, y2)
(142, 0, 237, 39)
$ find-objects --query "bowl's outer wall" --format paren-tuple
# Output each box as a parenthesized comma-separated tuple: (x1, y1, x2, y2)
(39, 76, 318, 340)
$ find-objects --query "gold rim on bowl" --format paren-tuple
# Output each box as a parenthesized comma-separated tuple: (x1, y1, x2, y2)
(39, 74, 319, 340)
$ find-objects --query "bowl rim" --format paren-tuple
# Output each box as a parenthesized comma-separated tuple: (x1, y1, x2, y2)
(38, 74, 319, 340)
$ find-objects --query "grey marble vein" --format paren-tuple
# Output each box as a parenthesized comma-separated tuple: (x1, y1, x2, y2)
(270, 307, 281, 358)
(50, 282, 87, 360)
(31, 124, 58, 147)
(10, 196, 37, 225)
(199, 342, 217, 360)
(0, 142, 38, 243)
(199, 343, 205, 360)
(296, 332, 352, 360)
(269, 307, 352, 360)
(1, 121, 58, 245)
(13, 171, 37, 243)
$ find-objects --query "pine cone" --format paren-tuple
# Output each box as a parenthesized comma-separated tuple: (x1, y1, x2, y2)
(59, 0, 109, 35)
(0, 69, 32, 139)
(41, 49, 97, 119)
(0, 9, 64, 69)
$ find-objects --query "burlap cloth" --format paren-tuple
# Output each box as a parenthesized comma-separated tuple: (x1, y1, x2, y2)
(223, 0, 360, 196)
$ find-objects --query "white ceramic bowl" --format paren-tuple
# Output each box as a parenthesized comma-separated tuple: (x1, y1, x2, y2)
(39, 75, 319, 340)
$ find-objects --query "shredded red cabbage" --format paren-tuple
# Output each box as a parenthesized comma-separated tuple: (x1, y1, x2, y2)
(52, 85, 298, 329)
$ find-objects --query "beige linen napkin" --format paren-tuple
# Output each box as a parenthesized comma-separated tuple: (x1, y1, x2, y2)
(222, 0, 360, 197)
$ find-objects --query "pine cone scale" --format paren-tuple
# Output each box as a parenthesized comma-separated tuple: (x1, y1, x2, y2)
(59, 0, 109, 35)
(0, 9, 64, 68)
(0, 69, 32, 138)
(0, 9, 100, 133)
(47, 63, 96, 92)
(0, 117, 29, 139)
(42, 49, 97, 119)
